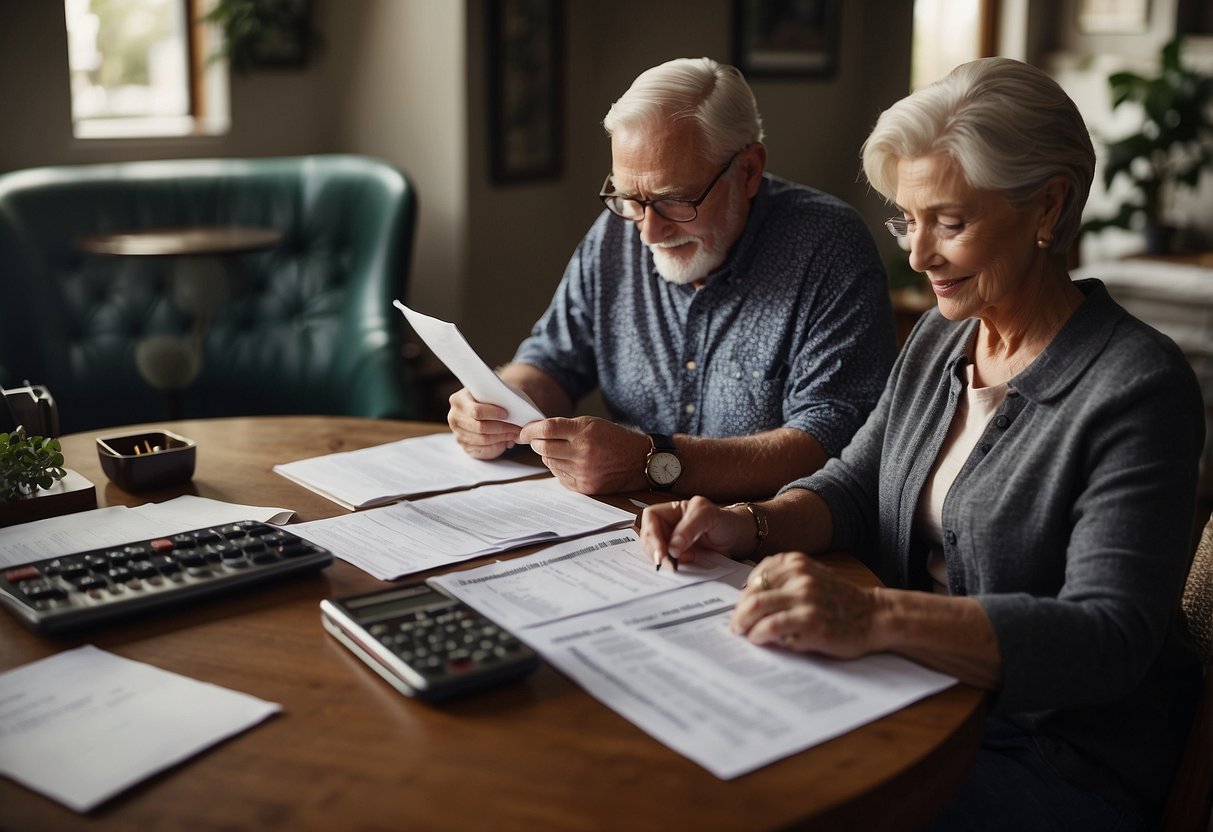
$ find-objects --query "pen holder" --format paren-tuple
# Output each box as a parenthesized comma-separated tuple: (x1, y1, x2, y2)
(96, 430, 196, 492)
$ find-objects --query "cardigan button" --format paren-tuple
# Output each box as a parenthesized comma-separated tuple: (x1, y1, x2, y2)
(994, 415, 1011, 429)
(944, 530, 957, 546)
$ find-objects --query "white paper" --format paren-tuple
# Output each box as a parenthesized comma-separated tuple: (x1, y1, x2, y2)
(0, 645, 280, 812)
(429, 529, 751, 629)
(273, 432, 541, 510)
(289, 478, 637, 580)
(0, 496, 294, 570)
(433, 534, 957, 780)
(394, 300, 545, 427)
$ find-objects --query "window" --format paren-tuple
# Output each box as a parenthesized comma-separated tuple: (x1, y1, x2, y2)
(64, 0, 228, 139)
(911, 0, 999, 90)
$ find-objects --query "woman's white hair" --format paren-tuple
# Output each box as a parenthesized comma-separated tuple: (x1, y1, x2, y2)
(603, 57, 765, 164)
(861, 57, 1095, 253)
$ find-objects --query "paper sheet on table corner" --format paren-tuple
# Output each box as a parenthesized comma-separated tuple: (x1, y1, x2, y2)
(393, 300, 545, 428)
(0, 645, 280, 813)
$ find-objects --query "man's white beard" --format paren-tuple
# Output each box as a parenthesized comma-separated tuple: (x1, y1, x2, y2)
(650, 237, 728, 284)
(647, 180, 743, 285)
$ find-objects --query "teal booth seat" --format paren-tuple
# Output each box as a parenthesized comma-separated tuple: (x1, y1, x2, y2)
(0, 154, 419, 434)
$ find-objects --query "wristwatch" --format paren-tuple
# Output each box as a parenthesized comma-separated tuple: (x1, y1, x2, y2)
(644, 433, 682, 490)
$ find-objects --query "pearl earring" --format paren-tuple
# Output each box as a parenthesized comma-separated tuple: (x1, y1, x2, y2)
(1036, 238, 1050, 249)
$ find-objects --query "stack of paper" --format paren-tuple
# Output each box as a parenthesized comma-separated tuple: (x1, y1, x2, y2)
(289, 478, 637, 580)
(431, 530, 958, 780)
(273, 432, 542, 511)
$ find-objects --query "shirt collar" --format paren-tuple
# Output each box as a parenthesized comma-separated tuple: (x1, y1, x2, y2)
(944, 279, 1120, 403)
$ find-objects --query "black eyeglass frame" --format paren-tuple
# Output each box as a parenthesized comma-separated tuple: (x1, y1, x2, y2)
(598, 149, 744, 223)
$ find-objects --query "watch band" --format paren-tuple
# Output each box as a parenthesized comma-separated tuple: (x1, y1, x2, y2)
(647, 433, 675, 453)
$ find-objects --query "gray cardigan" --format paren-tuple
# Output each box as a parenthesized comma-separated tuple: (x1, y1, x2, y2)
(785, 279, 1204, 812)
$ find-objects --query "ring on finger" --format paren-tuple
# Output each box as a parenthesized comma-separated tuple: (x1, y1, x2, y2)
(759, 572, 771, 591)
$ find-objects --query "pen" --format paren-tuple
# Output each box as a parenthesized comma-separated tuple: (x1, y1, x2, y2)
(655, 551, 679, 572)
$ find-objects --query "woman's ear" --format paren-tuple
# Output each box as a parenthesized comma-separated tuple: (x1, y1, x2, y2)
(1036, 174, 1070, 242)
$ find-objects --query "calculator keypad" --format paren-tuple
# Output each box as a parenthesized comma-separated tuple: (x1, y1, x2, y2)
(0, 522, 332, 634)
(369, 603, 530, 682)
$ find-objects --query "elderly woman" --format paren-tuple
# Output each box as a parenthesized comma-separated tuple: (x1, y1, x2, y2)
(639, 57, 1204, 830)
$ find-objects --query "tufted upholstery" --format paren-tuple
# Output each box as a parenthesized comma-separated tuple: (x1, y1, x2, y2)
(0, 154, 419, 434)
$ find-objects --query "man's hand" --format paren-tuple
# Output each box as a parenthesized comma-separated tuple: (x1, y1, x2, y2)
(447, 388, 522, 459)
(519, 416, 650, 494)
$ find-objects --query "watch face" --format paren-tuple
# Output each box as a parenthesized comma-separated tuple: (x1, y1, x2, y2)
(647, 451, 682, 486)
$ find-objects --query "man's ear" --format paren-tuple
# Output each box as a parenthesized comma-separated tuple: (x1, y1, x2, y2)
(741, 143, 767, 198)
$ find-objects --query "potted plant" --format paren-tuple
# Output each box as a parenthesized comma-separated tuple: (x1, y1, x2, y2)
(0, 427, 66, 503)
(0, 427, 95, 528)
(1082, 38, 1213, 254)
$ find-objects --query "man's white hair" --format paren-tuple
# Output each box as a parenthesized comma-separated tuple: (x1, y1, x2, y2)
(603, 57, 764, 164)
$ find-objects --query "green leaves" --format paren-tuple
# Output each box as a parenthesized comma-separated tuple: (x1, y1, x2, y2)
(1083, 38, 1213, 240)
(0, 427, 67, 503)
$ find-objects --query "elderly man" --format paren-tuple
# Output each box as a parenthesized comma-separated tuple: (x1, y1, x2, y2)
(449, 57, 895, 501)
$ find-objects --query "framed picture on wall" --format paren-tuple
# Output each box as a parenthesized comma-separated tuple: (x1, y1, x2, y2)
(486, 0, 564, 184)
(733, 0, 841, 79)
(1076, 0, 1152, 34)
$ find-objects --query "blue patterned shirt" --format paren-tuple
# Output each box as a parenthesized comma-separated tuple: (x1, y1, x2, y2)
(513, 174, 896, 456)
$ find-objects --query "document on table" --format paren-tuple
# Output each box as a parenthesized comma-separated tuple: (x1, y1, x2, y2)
(0, 495, 295, 570)
(431, 530, 958, 780)
(0, 645, 280, 812)
(289, 478, 637, 580)
(394, 300, 545, 428)
(273, 432, 542, 511)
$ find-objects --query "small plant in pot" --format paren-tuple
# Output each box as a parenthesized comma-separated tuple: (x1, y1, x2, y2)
(1081, 38, 1213, 255)
(0, 427, 66, 503)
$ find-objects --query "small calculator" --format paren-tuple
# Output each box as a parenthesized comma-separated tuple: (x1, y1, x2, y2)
(0, 521, 332, 634)
(321, 583, 540, 702)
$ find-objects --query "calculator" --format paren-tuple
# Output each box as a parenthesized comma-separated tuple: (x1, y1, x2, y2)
(0, 522, 332, 635)
(320, 583, 540, 702)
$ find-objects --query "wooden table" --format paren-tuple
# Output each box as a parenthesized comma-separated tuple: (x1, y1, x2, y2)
(0, 416, 986, 832)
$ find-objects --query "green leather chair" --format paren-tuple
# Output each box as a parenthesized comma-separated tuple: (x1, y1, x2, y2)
(0, 154, 419, 434)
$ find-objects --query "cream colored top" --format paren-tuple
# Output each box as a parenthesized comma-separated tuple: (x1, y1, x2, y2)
(916, 362, 1009, 594)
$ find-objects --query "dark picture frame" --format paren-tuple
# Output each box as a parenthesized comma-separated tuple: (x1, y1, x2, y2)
(486, 0, 565, 184)
(248, 0, 313, 69)
(732, 0, 841, 79)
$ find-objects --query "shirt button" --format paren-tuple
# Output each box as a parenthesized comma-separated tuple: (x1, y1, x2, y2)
(684, 403, 696, 414)
(980, 443, 991, 454)
(685, 361, 697, 371)
(944, 530, 957, 546)
(995, 415, 1011, 429)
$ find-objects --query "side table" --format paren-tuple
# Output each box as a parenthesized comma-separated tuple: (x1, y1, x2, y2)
(76, 226, 282, 418)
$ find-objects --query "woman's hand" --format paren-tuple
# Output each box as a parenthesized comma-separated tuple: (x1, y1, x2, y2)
(731, 551, 882, 659)
(637, 496, 757, 567)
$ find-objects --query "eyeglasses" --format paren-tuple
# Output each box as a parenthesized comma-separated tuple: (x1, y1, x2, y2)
(884, 217, 912, 238)
(598, 149, 743, 223)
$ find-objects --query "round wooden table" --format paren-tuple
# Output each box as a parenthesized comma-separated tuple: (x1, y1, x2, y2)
(0, 416, 986, 832)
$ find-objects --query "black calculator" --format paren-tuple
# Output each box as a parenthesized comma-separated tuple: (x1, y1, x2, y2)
(321, 583, 540, 702)
(0, 521, 332, 634)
